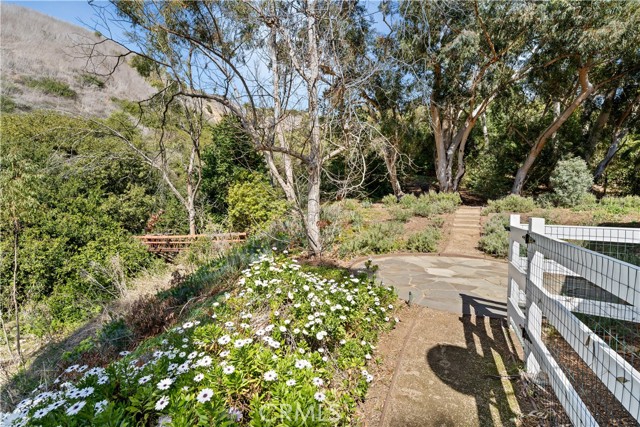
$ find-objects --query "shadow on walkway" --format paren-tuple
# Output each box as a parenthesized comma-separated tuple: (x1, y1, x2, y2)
(424, 295, 521, 426)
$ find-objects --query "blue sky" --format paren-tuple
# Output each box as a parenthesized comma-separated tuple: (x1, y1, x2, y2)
(5, 1, 103, 29)
(5, 0, 388, 35)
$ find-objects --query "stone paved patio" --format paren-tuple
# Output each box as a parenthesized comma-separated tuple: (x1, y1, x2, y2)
(353, 254, 509, 318)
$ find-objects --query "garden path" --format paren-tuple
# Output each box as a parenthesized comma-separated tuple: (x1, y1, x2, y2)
(354, 250, 526, 425)
(441, 206, 485, 257)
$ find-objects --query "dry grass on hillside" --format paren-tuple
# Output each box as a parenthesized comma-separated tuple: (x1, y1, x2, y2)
(0, 3, 153, 116)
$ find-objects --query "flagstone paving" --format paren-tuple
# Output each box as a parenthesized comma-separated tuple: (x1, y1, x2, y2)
(353, 254, 509, 318)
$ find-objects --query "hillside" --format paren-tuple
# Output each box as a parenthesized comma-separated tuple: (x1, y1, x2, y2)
(0, 3, 154, 116)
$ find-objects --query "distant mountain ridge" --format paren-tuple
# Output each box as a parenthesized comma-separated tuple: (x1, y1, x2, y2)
(0, 3, 154, 117)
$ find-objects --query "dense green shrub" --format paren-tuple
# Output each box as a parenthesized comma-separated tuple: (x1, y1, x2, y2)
(23, 77, 77, 98)
(412, 191, 461, 217)
(339, 222, 404, 256)
(227, 173, 287, 232)
(399, 193, 419, 207)
(478, 214, 510, 257)
(390, 207, 412, 222)
(482, 195, 536, 215)
(381, 194, 398, 205)
(0, 95, 16, 113)
(201, 116, 266, 215)
(549, 157, 593, 207)
(0, 112, 159, 331)
(406, 227, 441, 252)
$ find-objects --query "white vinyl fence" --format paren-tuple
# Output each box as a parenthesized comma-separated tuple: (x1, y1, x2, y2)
(507, 215, 640, 426)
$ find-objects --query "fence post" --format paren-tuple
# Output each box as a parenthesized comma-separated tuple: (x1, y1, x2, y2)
(507, 215, 520, 326)
(525, 217, 545, 376)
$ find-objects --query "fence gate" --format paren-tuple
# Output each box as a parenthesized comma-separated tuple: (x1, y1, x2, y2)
(507, 215, 640, 426)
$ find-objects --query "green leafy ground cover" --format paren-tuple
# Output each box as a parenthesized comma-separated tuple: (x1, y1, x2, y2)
(1, 251, 397, 426)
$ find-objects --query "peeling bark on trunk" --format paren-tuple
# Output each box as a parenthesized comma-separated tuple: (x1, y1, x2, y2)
(380, 142, 404, 200)
(305, 0, 322, 256)
(593, 129, 627, 182)
(585, 89, 614, 163)
(512, 67, 595, 195)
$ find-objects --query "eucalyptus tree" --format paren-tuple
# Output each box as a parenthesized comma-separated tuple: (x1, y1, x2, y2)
(393, 0, 533, 192)
(510, 1, 640, 194)
(586, 75, 640, 183)
(97, 0, 372, 255)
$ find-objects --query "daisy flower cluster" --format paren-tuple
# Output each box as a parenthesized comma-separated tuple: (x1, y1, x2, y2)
(1, 251, 396, 426)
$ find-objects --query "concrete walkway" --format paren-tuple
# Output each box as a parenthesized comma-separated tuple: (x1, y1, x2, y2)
(354, 254, 508, 318)
(354, 224, 525, 427)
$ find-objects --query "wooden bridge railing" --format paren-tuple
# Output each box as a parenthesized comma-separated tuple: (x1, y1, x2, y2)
(134, 233, 247, 254)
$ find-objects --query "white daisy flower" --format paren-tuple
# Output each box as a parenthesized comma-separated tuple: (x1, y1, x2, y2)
(218, 335, 231, 345)
(157, 378, 174, 390)
(194, 373, 204, 382)
(155, 396, 169, 411)
(94, 400, 108, 414)
(223, 365, 235, 375)
(197, 388, 214, 404)
(263, 370, 278, 381)
(32, 408, 50, 419)
(78, 387, 94, 398)
(66, 400, 86, 416)
(139, 375, 152, 385)
(312, 377, 324, 386)
(197, 356, 212, 367)
(286, 379, 296, 386)
(314, 392, 326, 402)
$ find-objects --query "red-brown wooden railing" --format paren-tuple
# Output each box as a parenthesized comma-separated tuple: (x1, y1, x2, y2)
(134, 233, 247, 253)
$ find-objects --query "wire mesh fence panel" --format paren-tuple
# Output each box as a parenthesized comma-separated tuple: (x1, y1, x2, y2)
(508, 216, 640, 426)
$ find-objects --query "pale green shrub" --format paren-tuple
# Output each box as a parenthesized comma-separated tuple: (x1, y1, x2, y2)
(478, 214, 509, 257)
(482, 195, 536, 215)
(549, 157, 593, 207)
(406, 228, 441, 252)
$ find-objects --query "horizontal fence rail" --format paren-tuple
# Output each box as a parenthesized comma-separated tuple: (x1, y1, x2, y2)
(507, 215, 640, 426)
(134, 233, 247, 253)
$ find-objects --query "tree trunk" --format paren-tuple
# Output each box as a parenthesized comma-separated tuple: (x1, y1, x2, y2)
(593, 129, 627, 182)
(512, 68, 595, 195)
(585, 89, 615, 163)
(381, 142, 404, 200)
(431, 103, 452, 192)
(268, 22, 297, 205)
(12, 220, 22, 363)
(482, 112, 490, 148)
(185, 162, 197, 235)
(305, 0, 322, 256)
